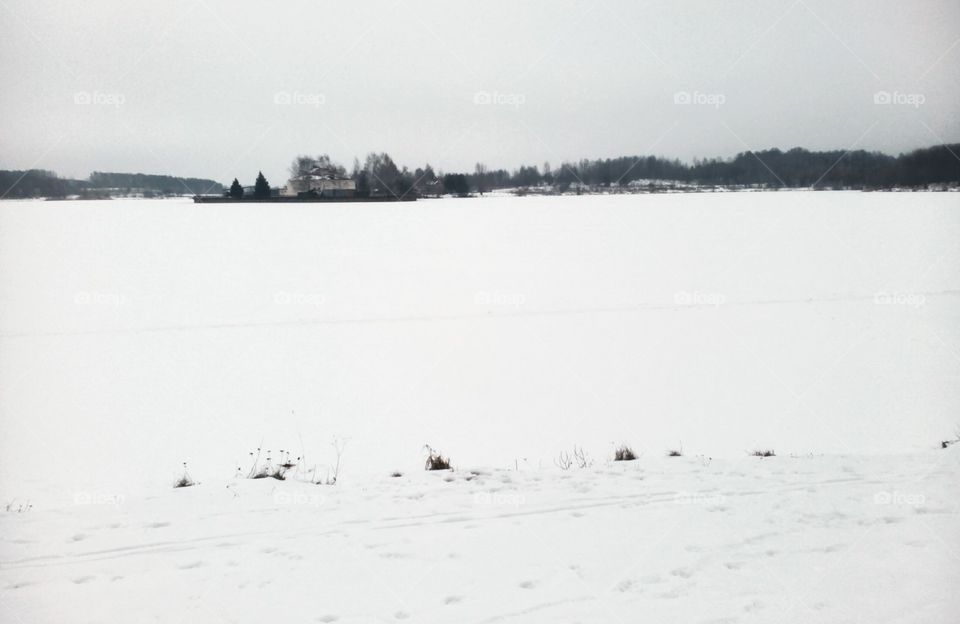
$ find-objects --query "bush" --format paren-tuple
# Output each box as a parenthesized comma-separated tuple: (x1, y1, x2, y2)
(614, 445, 637, 461)
(941, 428, 960, 449)
(555, 446, 592, 470)
(666, 448, 683, 457)
(246, 448, 297, 481)
(424, 445, 452, 470)
(311, 438, 346, 485)
(751, 449, 776, 457)
(174, 462, 196, 488)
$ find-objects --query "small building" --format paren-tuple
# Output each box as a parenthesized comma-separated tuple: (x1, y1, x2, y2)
(282, 166, 356, 199)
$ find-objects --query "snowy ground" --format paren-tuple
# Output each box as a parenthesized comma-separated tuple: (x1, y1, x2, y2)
(2, 452, 957, 623)
(1, 191, 959, 621)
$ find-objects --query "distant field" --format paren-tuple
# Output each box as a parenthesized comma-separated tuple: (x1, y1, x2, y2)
(0, 192, 958, 500)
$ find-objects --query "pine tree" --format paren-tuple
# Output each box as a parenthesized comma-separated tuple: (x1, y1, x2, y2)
(229, 178, 243, 199)
(253, 171, 270, 199)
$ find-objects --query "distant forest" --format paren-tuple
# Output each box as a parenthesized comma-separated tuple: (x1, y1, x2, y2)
(344, 143, 960, 197)
(1, 143, 957, 199)
(0, 170, 223, 199)
(458, 143, 960, 193)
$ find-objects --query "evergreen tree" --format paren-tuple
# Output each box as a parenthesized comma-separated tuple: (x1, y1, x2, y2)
(442, 173, 469, 196)
(229, 178, 243, 199)
(253, 171, 270, 199)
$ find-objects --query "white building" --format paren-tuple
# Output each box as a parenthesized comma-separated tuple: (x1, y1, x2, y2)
(282, 167, 356, 198)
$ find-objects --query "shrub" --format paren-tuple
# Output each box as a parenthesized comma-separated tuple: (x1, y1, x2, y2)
(751, 449, 776, 457)
(247, 448, 297, 481)
(390, 471, 403, 478)
(174, 462, 196, 488)
(555, 445, 592, 470)
(424, 445, 452, 470)
(941, 428, 960, 449)
(666, 448, 683, 457)
(614, 445, 638, 461)
(5, 499, 32, 513)
(312, 438, 346, 486)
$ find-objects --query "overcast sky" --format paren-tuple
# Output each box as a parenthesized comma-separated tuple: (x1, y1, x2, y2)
(1, 0, 958, 184)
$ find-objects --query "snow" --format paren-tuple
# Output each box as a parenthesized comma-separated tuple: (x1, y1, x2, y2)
(1, 191, 958, 622)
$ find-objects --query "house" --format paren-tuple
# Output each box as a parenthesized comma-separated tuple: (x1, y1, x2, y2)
(415, 178, 445, 198)
(282, 166, 356, 199)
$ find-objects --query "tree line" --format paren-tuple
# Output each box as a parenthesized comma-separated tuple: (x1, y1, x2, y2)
(287, 143, 959, 197)
(1, 143, 956, 200)
(460, 144, 959, 191)
(0, 170, 223, 199)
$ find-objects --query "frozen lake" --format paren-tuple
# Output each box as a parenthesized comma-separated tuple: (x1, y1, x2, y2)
(1, 191, 958, 497)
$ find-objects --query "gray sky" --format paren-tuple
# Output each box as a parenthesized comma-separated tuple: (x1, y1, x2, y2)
(1, 0, 958, 185)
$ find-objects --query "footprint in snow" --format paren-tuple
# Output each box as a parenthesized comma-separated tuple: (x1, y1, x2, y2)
(670, 568, 693, 579)
(394, 613, 409, 620)
(518, 580, 536, 589)
(73, 576, 95, 584)
(178, 561, 204, 570)
(614, 579, 635, 592)
(744, 600, 764, 612)
(444, 595, 463, 605)
(316, 616, 338, 623)
(146, 522, 170, 529)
